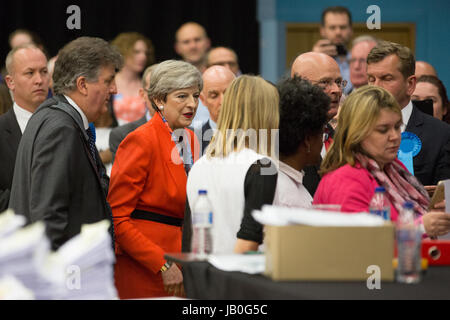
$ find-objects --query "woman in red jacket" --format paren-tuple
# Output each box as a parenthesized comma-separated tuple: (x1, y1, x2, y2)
(313, 85, 450, 237)
(107, 60, 201, 299)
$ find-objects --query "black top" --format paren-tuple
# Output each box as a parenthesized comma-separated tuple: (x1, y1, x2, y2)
(182, 158, 278, 252)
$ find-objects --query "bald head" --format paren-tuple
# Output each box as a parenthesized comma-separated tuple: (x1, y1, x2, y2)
(201, 65, 236, 123)
(415, 61, 437, 78)
(175, 22, 210, 69)
(291, 52, 342, 119)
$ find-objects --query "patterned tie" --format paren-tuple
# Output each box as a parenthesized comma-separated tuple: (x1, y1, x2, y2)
(86, 126, 98, 168)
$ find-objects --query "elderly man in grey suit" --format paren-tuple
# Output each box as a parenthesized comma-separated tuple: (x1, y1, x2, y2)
(109, 64, 156, 162)
(9, 37, 123, 250)
(0, 44, 49, 211)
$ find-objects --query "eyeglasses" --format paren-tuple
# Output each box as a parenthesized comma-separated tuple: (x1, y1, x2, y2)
(312, 79, 347, 90)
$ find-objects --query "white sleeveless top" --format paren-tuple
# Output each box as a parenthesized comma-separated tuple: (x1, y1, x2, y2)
(187, 148, 266, 254)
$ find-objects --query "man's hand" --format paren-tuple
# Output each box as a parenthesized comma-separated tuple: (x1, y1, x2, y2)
(161, 263, 185, 297)
(312, 39, 337, 56)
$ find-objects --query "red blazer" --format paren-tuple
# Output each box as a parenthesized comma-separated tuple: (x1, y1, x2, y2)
(107, 113, 198, 299)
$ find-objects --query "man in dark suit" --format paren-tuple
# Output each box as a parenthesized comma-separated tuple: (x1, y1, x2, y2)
(193, 65, 235, 156)
(291, 52, 345, 196)
(0, 44, 49, 211)
(367, 41, 450, 186)
(109, 64, 155, 162)
(9, 37, 123, 250)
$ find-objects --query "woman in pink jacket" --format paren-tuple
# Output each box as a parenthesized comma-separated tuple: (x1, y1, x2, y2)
(313, 85, 450, 237)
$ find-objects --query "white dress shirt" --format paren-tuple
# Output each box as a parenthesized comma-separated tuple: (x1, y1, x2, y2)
(273, 161, 313, 208)
(401, 100, 413, 132)
(13, 103, 33, 134)
(64, 95, 89, 130)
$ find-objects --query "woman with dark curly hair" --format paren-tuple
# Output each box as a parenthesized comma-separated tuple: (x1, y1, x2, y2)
(274, 76, 330, 207)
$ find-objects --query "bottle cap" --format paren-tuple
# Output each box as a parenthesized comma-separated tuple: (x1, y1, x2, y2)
(375, 186, 386, 192)
(403, 201, 414, 209)
(198, 190, 207, 195)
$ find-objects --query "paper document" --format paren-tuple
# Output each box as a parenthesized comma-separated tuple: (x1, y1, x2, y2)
(253, 205, 385, 227)
(208, 254, 265, 274)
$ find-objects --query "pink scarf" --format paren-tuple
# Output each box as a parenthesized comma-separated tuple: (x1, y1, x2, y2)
(355, 153, 430, 217)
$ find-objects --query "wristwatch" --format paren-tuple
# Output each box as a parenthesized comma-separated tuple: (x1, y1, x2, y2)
(160, 261, 173, 273)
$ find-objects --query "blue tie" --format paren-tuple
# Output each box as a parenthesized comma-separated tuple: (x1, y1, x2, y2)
(86, 127, 98, 167)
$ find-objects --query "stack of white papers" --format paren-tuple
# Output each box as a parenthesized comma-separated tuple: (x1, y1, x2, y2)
(43, 220, 117, 300)
(0, 216, 117, 300)
(253, 205, 385, 226)
(0, 275, 35, 300)
(0, 222, 63, 299)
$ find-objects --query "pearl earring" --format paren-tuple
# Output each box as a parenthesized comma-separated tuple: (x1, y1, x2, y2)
(159, 105, 164, 111)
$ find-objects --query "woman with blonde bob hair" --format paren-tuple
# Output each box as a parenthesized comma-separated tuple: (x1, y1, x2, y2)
(314, 85, 450, 237)
(186, 75, 279, 254)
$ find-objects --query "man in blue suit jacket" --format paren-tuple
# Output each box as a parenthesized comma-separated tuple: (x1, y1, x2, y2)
(367, 41, 450, 186)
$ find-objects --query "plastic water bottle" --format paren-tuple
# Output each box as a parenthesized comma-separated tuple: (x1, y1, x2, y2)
(191, 190, 213, 257)
(396, 201, 422, 284)
(369, 187, 391, 220)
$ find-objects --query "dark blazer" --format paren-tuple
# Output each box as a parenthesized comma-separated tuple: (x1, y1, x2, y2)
(9, 95, 112, 250)
(0, 108, 22, 211)
(406, 103, 450, 185)
(109, 115, 147, 162)
(190, 120, 215, 158)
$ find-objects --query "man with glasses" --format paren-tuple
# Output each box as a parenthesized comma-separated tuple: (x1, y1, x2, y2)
(349, 36, 378, 92)
(206, 47, 242, 76)
(291, 51, 345, 195)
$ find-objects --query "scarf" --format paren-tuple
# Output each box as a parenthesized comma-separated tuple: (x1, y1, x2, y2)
(355, 153, 430, 217)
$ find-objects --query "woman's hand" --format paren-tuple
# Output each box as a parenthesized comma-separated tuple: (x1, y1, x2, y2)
(423, 211, 450, 237)
(161, 263, 185, 297)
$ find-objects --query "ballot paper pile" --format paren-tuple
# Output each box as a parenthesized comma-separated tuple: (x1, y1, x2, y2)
(0, 210, 117, 300)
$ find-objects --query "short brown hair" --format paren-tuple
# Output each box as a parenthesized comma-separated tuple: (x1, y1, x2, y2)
(367, 41, 415, 79)
(111, 32, 155, 65)
(321, 6, 352, 26)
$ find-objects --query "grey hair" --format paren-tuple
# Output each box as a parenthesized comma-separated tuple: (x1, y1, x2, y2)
(141, 63, 158, 89)
(147, 60, 203, 102)
(52, 37, 123, 95)
(5, 43, 43, 75)
(351, 35, 378, 47)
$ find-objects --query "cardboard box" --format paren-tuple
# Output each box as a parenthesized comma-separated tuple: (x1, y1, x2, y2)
(264, 224, 395, 281)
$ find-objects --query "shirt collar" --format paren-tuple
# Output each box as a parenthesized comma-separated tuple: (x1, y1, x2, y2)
(64, 95, 89, 130)
(13, 102, 33, 134)
(278, 161, 304, 184)
(401, 100, 413, 132)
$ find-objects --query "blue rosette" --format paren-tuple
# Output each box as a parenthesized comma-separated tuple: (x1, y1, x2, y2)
(397, 132, 422, 175)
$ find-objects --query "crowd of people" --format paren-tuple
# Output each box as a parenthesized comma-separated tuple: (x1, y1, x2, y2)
(0, 6, 450, 300)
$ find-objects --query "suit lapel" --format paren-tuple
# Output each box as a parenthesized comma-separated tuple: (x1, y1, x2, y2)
(405, 105, 424, 139)
(3, 109, 22, 156)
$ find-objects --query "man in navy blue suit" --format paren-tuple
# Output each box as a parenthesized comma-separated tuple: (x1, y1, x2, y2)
(367, 41, 450, 186)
